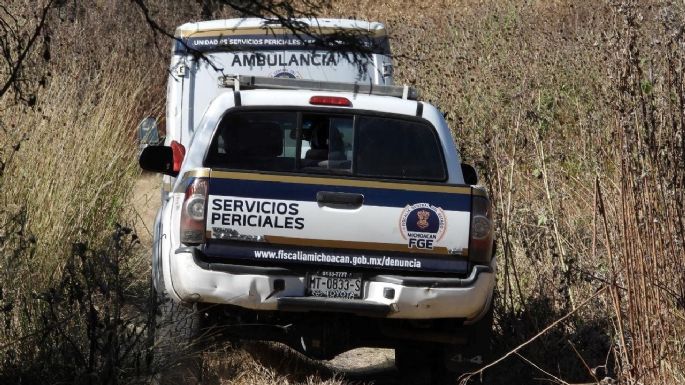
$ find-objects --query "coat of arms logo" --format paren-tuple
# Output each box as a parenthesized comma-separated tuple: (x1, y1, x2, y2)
(416, 210, 431, 230)
(399, 203, 447, 250)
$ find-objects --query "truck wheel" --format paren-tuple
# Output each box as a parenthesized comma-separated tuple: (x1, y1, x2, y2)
(395, 343, 439, 385)
(442, 301, 495, 380)
(149, 285, 204, 385)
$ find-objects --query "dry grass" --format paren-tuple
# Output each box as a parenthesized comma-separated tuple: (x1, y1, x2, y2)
(0, 0, 683, 384)
(4, 63, 143, 274)
(203, 343, 348, 385)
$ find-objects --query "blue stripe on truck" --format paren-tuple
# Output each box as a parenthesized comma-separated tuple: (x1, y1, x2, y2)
(208, 177, 471, 211)
(174, 35, 391, 55)
(202, 241, 470, 274)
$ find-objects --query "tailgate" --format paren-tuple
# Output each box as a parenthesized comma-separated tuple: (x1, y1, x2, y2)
(204, 171, 473, 274)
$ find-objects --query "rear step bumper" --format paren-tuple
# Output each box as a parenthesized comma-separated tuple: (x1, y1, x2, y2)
(168, 248, 496, 320)
(277, 297, 392, 317)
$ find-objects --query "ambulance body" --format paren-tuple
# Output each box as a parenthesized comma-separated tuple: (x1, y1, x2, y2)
(166, 18, 393, 146)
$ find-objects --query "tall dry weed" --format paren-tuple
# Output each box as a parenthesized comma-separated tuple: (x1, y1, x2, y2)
(0, 2, 172, 383)
(602, 1, 685, 382)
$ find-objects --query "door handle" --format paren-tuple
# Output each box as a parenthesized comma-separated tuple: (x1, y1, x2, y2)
(316, 191, 364, 206)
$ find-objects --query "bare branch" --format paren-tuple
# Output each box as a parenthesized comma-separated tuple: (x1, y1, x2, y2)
(514, 352, 572, 385)
(458, 286, 608, 385)
(0, 0, 55, 100)
(129, 0, 224, 72)
(130, 0, 383, 70)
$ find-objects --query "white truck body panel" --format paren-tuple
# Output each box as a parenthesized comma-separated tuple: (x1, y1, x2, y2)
(149, 87, 496, 320)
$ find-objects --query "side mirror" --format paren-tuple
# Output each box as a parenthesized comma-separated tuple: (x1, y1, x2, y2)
(139, 146, 174, 176)
(461, 163, 479, 185)
(139, 141, 185, 177)
(137, 117, 160, 147)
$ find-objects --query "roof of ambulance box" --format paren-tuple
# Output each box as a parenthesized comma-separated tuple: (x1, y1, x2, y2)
(174, 18, 387, 37)
(173, 18, 390, 55)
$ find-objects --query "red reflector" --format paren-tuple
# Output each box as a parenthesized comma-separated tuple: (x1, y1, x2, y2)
(309, 96, 352, 107)
(171, 140, 186, 173)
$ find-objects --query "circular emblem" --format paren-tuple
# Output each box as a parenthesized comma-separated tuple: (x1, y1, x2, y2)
(271, 69, 301, 79)
(399, 203, 447, 250)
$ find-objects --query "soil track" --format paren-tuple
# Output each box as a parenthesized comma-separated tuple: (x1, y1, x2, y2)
(132, 172, 162, 245)
(326, 348, 397, 383)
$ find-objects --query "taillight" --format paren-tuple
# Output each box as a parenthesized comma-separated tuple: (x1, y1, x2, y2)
(180, 178, 208, 245)
(309, 96, 352, 107)
(469, 195, 494, 264)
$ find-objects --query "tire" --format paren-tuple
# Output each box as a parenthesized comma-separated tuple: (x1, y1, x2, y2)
(442, 302, 495, 378)
(149, 284, 204, 385)
(395, 304, 495, 385)
(395, 343, 438, 385)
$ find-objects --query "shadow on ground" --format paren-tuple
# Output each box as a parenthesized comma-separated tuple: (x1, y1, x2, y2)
(201, 297, 613, 385)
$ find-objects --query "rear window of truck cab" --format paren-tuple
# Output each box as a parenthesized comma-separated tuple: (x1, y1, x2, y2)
(204, 110, 447, 181)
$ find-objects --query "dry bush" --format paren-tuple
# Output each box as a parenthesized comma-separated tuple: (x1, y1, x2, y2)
(602, 1, 685, 382)
(0, 2, 188, 384)
(323, 0, 618, 381)
(0, 57, 156, 382)
(0, 224, 148, 384)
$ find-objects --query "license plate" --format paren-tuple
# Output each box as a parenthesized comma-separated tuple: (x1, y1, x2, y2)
(307, 271, 363, 299)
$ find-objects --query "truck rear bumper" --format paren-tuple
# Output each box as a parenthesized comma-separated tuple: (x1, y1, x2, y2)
(168, 249, 496, 321)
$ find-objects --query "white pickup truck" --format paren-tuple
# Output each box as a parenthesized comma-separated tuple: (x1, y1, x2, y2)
(139, 18, 496, 385)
